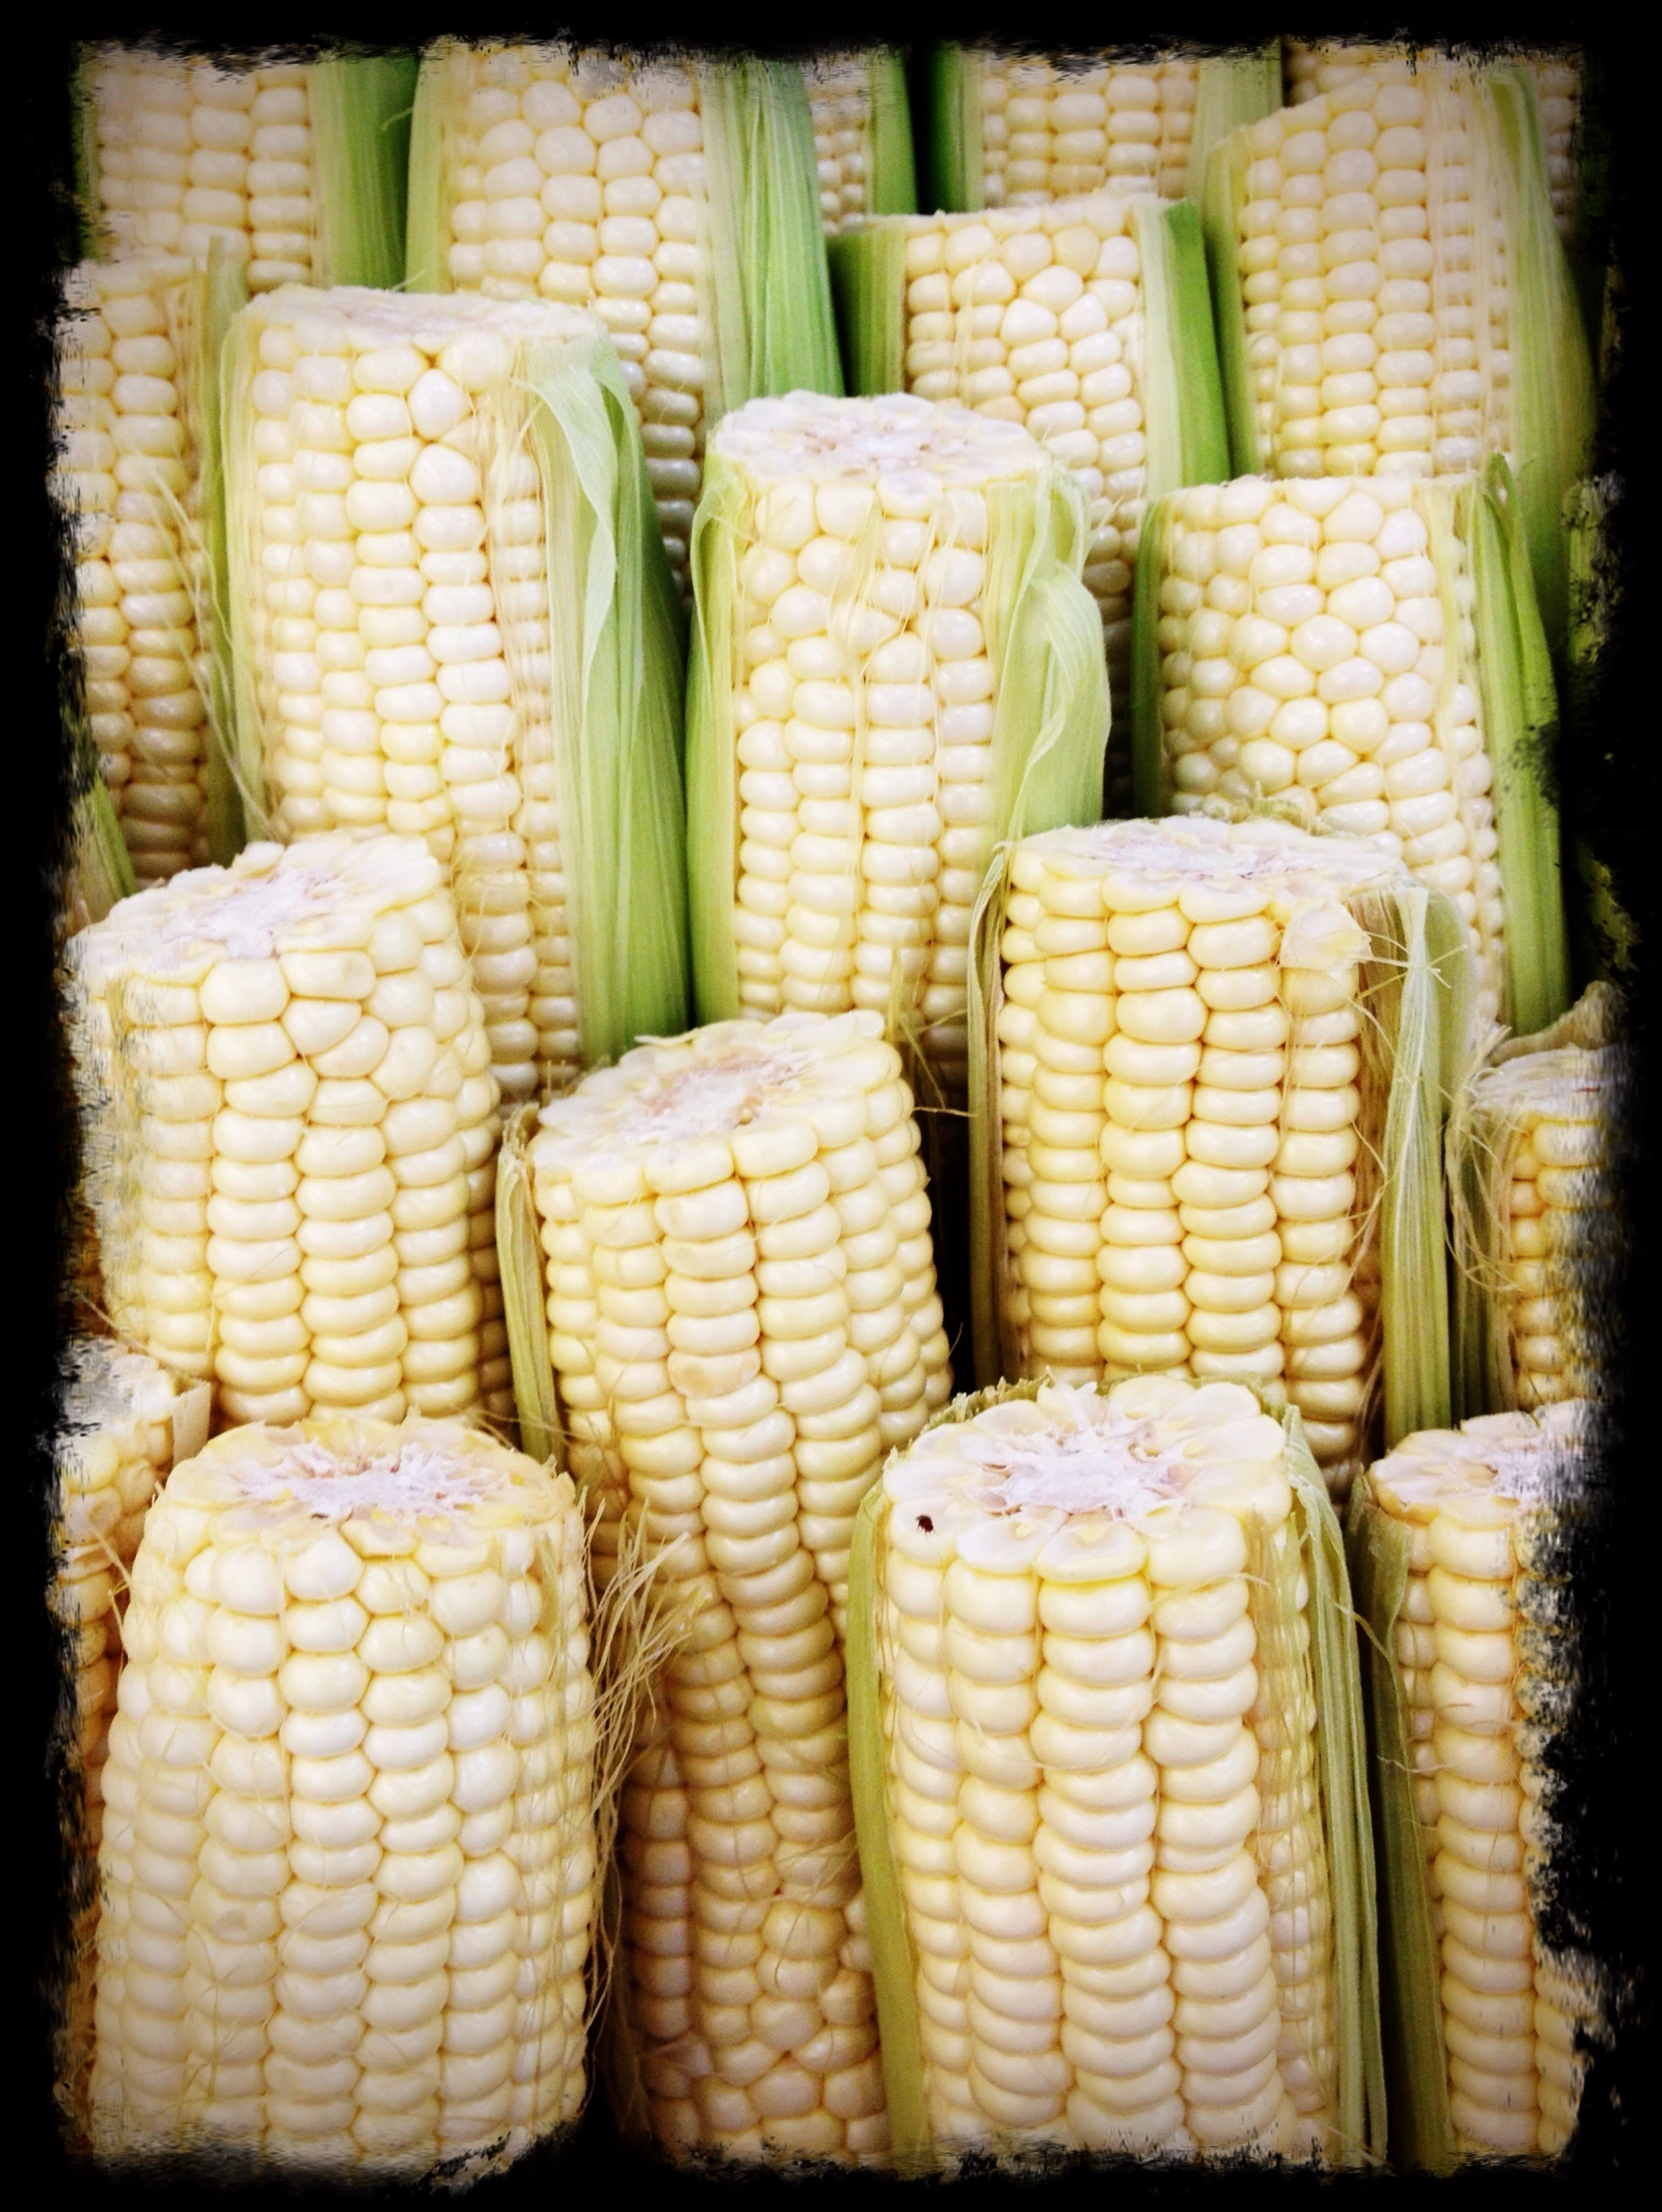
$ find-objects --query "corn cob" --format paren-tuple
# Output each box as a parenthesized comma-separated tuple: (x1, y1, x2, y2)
(847, 1373, 1381, 2164)
(86, 1412, 595, 2175)
(1451, 986, 1625, 1417)
(803, 53, 916, 239)
(1135, 465, 1569, 1036)
(220, 284, 689, 1105)
(65, 831, 510, 1430)
(927, 48, 1280, 214)
(55, 249, 247, 884)
(1348, 1403, 1600, 2163)
(969, 814, 1471, 1489)
(1284, 43, 1584, 244)
(54, 1339, 211, 2121)
(407, 44, 843, 596)
(76, 48, 416, 292)
(830, 193, 1226, 812)
(498, 1009, 954, 2163)
(686, 391, 1107, 1098)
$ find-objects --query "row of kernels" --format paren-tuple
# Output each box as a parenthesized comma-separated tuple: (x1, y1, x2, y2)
(1504, 1109, 1609, 1407)
(91, 58, 316, 288)
(979, 55, 1198, 204)
(805, 62, 872, 235)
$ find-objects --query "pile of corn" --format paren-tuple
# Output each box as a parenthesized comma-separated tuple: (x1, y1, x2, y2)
(87, 1413, 595, 2174)
(507, 1008, 952, 2161)
(66, 832, 510, 1429)
(1348, 1404, 1599, 2162)
(53, 1341, 210, 2110)
(848, 1374, 1378, 2164)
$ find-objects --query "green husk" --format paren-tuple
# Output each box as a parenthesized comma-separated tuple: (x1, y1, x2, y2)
(1281, 1409, 1388, 2165)
(1202, 127, 1262, 478)
(1345, 1477, 1457, 2174)
(925, 43, 982, 214)
(1137, 198, 1232, 502)
(1187, 46, 1281, 201)
(1128, 497, 1175, 821)
(686, 448, 1107, 1031)
(67, 725, 135, 931)
(847, 1480, 933, 2175)
(495, 1105, 562, 1468)
(186, 242, 250, 867)
(218, 306, 275, 843)
(404, 45, 464, 295)
(524, 328, 691, 1067)
(827, 223, 906, 400)
(865, 49, 918, 217)
(697, 58, 844, 428)
(307, 53, 417, 290)
(966, 843, 1014, 1392)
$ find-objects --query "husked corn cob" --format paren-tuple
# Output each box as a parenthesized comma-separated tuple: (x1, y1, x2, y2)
(54, 1340, 210, 2116)
(1205, 58, 1594, 644)
(803, 53, 916, 238)
(972, 815, 1470, 1485)
(66, 831, 509, 1429)
(1349, 1403, 1600, 2162)
(407, 44, 842, 595)
(56, 252, 242, 885)
(1137, 467, 1570, 1034)
(222, 285, 689, 1104)
(1283, 43, 1583, 242)
(687, 392, 1107, 1095)
(848, 1374, 1380, 2164)
(1452, 987, 1624, 1415)
(78, 48, 415, 291)
(832, 193, 1225, 810)
(507, 1010, 954, 2162)
(88, 1413, 596, 2174)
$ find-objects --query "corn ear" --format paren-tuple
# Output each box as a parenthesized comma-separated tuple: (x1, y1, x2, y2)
(495, 1103, 562, 1468)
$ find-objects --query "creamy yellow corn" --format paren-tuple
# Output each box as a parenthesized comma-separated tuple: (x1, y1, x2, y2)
(1148, 474, 1506, 1025)
(990, 816, 1421, 1477)
(55, 1340, 210, 2116)
(527, 1010, 954, 2162)
(87, 1414, 595, 2174)
(57, 254, 217, 885)
(978, 53, 1201, 206)
(805, 57, 880, 237)
(224, 286, 606, 1104)
(1360, 1404, 1598, 2158)
(867, 1375, 1344, 2157)
(66, 832, 508, 1430)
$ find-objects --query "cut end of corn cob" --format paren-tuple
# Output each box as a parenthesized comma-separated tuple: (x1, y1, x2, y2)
(688, 389, 1106, 1090)
(67, 830, 509, 1431)
(1454, 997, 1624, 1416)
(976, 812, 1464, 1482)
(1356, 1403, 1600, 2163)
(224, 282, 691, 1104)
(87, 1411, 594, 2176)
(856, 1371, 1367, 2163)
(520, 1008, 953, 2164)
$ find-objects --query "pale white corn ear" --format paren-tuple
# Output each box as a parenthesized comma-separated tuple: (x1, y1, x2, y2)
(803, 52, 916, 238)
(1350, 1403, 1602, 2164)
(969, 813, 1472, 1489)
(847, 1372, 1382, 2166)
(53, 1338, 210, 2128)
(65, 830, 508, 1429)
(87, 1411, 596, 2177)
(513, 1007, 957, 2164)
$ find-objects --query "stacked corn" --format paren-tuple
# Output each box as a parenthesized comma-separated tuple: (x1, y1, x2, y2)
(1204, 57, 1594, 643)
(221, 284, 689, 1105)
(508, 1010, 953, 2163)
(972, 814, 1468, 1485)
(87, 1413, 596, 2175)
(66, 832, 510, 1430)
(1136, 468, 1571, 1035)
(54, 1340, 210, 2115)
(686, 391, 1107, 1098)
(830, 192, 1225, 810)
(803, 53, 916, 238)
(56, 252, 239, 886)
(1452, 990, 1624, 1415)
(1283, 43, 1583, 243)
(406, 44, 842, 596)
(848, 1374, 1379, 2164)
(78, 47, 415, 291)
(1349, 1404, 1599, 2162)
